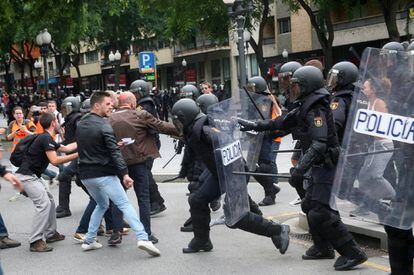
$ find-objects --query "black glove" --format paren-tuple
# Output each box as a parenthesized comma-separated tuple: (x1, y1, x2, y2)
(289, 167, 304, 188)
(237, 118, 258, 132)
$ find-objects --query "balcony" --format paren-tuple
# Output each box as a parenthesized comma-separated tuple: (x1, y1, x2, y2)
(173, 36, 230, 57)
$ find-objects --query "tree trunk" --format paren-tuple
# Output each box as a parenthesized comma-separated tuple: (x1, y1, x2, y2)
(379, 0, 401, 41)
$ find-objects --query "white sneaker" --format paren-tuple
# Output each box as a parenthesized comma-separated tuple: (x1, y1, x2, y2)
(137, 240, 160, 256)
(81, 240, 102, 251)
(289, 197, 302, 206)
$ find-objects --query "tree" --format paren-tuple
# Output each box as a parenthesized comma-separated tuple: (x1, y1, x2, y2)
(377, 0, 411, 42)
(282, 0, 335, 70)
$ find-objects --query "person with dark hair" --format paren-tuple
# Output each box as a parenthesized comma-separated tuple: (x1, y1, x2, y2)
(76, 91, 160, 255)
(6, 106, 36, 154)
(15, 112, 78, 252)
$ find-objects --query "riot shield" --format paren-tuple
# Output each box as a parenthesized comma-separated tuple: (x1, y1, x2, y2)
(331, 47, 414, 229)
(207, 95, 270, 226)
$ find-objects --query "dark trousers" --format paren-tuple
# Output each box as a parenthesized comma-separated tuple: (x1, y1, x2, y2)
(57, 160, 78, 210)
(147, 159, 164, 205)
(129, 163, 151, 235)
(0, 213, 8, 237)
(384, 225, 414, 275)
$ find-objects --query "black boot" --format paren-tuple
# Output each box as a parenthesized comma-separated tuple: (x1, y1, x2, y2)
(302, 245, 335, 260)
(384, 226, 414, 275)
(259, 184, 280, 206)
(57, 179, 71, 218)
(182, 237, 213, 253)
(234, 212, 290, 254)
(334, 241, 368, 271)
(180, 217, 193, 232)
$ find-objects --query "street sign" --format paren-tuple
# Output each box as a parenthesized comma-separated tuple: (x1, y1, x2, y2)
(139, 52, 156, 74)
(145, 73, 155, 81)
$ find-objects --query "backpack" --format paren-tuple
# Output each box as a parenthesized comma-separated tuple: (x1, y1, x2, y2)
(10, 134, 39, 167)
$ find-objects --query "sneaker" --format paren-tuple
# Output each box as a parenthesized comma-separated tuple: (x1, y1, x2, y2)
(137, 240, 161, 256)
(56, 209, 71, 219)
(46, 232, 65, 243)
(210, 215, 226, 227)
(150, 203, 167, 216)
(97, 224, 105, 236)
(0, 236, 21, 249)
(302, 245, 335, 260)
(82, 240, 103, 251)
(73, 233, 86, 243)
(108, 232, 122, 246)
(30, 239, 53, 252)
(258, 195, 276, 206)
(121, 228, 130, 235)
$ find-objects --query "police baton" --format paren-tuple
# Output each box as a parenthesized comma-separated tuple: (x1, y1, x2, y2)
(233, 171, 312, 180)
(345, 148, 399, 158)
(272, 149, 302, 153)
(162, 152, 178, 169)
(162, 175, 181, 183)
(242, 86, 266, 120)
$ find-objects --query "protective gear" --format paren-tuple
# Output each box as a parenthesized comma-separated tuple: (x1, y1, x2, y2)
(278, 61, 302, 103)
(196, 94, 218, 114)
(289, 66, 325, 102)
(302, 245, 335, 260)
(380, 41, 405, 68)
(61, 96, 81, 118)
(246, 76, 269, 95)
(130, 80, 149, 99)
(171, 98, 204, 134)
(289, 167, 305, 188)
(80, 98, 91, 114)
(180, 85, 200, 100)
(327, 61, 358, 91)
(254, 163, 280, 206)
(237, 118, 273, 132)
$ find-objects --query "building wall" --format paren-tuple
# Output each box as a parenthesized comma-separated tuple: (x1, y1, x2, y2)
(291, 8, 312, 53)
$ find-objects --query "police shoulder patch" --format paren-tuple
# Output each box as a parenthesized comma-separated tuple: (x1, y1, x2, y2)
(330, 101, 339, 110)
(314, 116, 323, 127)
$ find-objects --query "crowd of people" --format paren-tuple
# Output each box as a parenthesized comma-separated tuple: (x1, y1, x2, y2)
(0, 40, 413, 275)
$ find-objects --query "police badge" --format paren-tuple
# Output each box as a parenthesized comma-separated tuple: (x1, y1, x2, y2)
(314, 116, 323, 127)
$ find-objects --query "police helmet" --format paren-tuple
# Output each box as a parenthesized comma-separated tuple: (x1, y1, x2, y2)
(130, 80, 149, 98)
(180, 85, 200, 100)
(196, 94, 219, 114)
(80, 98, 91, 114)
(246, 76, 269, 95)
(61, 96, 81, 117)
(171, 98, 204, 134)
(278, 61, 302, 95)
(327, 61, 358, 91)
(290, 66, 325, 101)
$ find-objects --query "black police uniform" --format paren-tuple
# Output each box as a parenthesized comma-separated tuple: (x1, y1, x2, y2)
(182, 115, 287, 253)
(245, 88, 366, 266)
(138, 96, 166, 213)
(56, 111, 82, 215)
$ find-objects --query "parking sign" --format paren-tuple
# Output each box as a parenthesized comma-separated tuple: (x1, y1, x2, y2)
(139, 52, 155, 73)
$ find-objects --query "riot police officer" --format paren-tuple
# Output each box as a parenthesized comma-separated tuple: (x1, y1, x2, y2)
(179, 94, 220, 232)
(130, 79, 166, 215)
(180, 85, 200, 100)
(56, 96, 82, 218)
(171, 98, 290, 254)
(246, 76, 281, 206)
(238, 66, 367, 271)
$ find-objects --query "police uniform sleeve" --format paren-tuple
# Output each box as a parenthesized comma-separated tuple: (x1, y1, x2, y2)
(295, 108, 328, 173)
(102, 123, 128, 177)
(331, 98, 347, 134)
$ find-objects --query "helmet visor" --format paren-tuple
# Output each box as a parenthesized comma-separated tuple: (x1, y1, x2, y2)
(278, 72, 292, 95)
(61, 104, 73, 118)
(288, 78, 301, 102)
(380, 49, 398, 68)
(246, 82, 256, 93)
(326, 69, 339, 91)
(172, 115, 184, 136)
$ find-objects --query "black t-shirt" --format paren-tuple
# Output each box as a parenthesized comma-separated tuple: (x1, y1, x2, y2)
(17, 132, 60, 177)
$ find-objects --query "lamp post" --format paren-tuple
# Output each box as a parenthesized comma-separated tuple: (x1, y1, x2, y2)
(34, 59, 42, 91)
(282, 49, 289, 63)
(223, 0, 253, 89)
(109, 50, 122, 90)
(36, 29, 52, 94)
(182, 58, 187, 85)
(24, 73, 28, 91)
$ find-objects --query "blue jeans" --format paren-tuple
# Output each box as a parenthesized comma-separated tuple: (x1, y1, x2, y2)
(81, 176, 148, 243)
(0, 213, 8, 237)
(129, 163, 151, 235)
(43, 169, 57, 179)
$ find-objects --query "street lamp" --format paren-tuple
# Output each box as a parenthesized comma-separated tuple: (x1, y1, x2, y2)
(36, 29, 52, 94)
(282, 49, 289, 62)
(243, 30, 251, 55)
(182, 58, 187, 85)
(109, 50, 122, 90)
(223, 0, 253, 89)
(24, 73, 28, 90)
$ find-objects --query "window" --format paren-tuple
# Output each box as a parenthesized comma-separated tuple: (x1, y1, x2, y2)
(278, 17, 291, 34)
(85, 50, 99, 63)
(250, 55, 259, 77)
(263, 16, 276, 45)
(211, 59, 221, 79)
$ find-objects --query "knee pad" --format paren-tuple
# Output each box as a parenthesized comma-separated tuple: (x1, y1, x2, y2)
(188, 193, 208, 210)
(301, 198, 312, 214)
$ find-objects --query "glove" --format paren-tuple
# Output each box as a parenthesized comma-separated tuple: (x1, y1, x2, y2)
(237, 118, 258, 132)
(289, 167, 304, 188)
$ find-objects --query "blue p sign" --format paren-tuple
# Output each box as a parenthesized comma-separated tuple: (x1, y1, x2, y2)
(139, 52, 155, 73)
